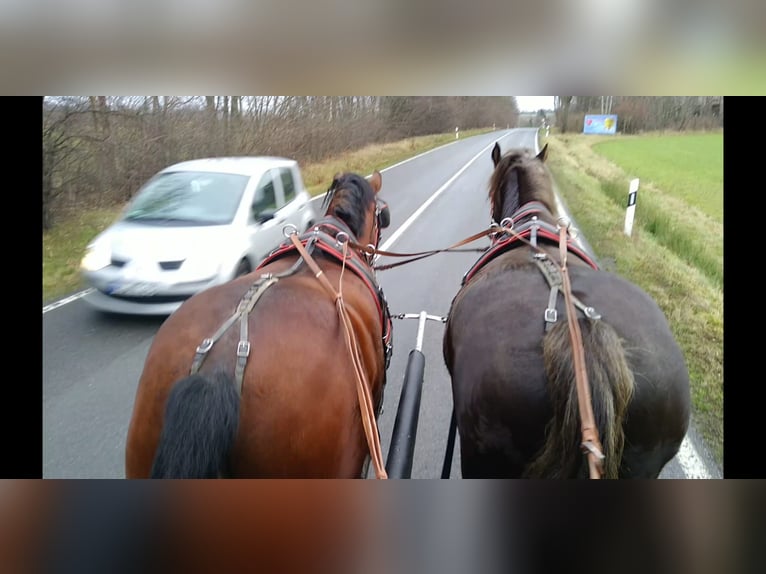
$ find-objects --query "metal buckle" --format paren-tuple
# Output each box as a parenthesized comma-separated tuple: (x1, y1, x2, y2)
(544, 308, 557, 322)
(237, 340, 251, 358)
(196, 338, 213, 354)
(582, 441, 605, 460)
(584, 306, 601, 320)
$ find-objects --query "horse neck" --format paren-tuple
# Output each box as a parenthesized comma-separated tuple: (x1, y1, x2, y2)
(498, 179, 557, 226)
(520, 167, 557, 223)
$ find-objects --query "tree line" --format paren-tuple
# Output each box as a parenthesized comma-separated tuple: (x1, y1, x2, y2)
(553, 96, 723, 134)
(42, 96, 519, 230)
(43, 96, 724, 230)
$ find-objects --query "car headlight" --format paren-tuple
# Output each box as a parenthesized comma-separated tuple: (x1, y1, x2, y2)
(81, 240, 111, 272)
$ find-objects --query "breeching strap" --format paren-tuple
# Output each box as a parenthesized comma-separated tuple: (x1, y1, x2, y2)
(557, 222, 605, 479)
(288, 233, 388, 479)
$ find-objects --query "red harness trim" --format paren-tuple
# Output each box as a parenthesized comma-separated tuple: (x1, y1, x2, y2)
(257, 221, 393, 353)
(463, 221, 599, 285)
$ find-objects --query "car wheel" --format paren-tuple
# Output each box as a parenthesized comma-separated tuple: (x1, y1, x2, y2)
(234, 259, 251, 278)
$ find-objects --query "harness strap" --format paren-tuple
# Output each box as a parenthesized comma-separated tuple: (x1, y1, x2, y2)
(288, 233, 388, 479)
(556, 222, 605, 479)
(189, 240, 313, 386)
(233, 276, 279, 393)
(533, 255, 601, 331)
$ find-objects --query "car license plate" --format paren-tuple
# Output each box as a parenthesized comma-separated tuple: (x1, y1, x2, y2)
(108, 281, 159, 296)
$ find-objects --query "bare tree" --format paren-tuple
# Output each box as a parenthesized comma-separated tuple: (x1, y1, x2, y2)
(554, 96, 573, 133)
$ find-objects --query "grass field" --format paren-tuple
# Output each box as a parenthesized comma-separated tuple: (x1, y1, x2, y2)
(546, 130, 723, 465)
(592, 133, 722, 222)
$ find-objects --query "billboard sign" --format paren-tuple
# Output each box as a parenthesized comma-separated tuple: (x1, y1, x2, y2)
(583, 114, 617, 134)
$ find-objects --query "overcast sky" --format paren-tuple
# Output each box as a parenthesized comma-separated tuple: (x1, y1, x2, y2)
(515, 96, 554, 112)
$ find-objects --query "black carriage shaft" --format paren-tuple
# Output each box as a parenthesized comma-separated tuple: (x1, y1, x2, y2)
(385, 312, 445, 479)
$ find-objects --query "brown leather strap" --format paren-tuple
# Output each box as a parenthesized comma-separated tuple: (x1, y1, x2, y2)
(557, 223, 605, 479)
(353, 226, 497, 258)
(289, 234, 388, 479)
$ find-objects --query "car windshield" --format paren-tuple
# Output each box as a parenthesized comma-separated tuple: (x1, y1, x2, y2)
(123, 171, 250, 225)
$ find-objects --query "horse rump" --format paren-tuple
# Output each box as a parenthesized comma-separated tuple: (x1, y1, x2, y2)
(150, 370, 240, 479)
(525, 318, 635, 479)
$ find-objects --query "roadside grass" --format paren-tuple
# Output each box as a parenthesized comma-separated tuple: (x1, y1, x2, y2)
(43, 208, 125, 304)
(592, 132, 722, 222)
(42, 128, 492, 304)
(301, 129, 489, 196)
(546, 133, 723, 466)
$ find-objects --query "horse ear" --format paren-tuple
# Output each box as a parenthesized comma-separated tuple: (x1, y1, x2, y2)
(537, 143, 548, 163)
(368, 170, 382, 195)
(492, 142, 502, 166)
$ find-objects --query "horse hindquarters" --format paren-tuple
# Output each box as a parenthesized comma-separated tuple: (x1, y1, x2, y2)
(150, 370, 240, 478)
(525, 318, 634, 479)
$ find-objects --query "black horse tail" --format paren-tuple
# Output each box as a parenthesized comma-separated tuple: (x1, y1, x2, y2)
(526, 319, 635, 479)
(150, 370, 240, 478)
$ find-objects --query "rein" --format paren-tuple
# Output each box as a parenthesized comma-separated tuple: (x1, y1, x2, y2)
(347, 228, 497, 271)
(556, 219, 605, 479)
(287, 232, 388, 480)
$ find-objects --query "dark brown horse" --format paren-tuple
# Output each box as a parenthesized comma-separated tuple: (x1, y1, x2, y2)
(125, 171, 392, 478)
(443, 143, 691, 478)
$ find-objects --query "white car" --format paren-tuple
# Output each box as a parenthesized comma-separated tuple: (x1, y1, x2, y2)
(80, 156, 318, 315)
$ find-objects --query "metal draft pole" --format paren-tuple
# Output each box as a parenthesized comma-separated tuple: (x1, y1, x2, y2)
(385, 311, 445, 479)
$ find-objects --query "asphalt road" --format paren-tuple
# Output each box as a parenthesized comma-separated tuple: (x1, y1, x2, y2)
(42, 128, 722, 479)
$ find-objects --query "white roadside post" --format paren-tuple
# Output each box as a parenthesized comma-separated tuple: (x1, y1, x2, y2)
(455, 126, 459, 139)
(624, 178, 639, 237)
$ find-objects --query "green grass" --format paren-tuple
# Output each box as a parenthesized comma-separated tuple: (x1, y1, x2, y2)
(43, 208, 124, 303)
(599, 178, 722, 287)
(592, 132, 722, 222)
(546, 133, 723, 466)
(42, 128, 493, 304)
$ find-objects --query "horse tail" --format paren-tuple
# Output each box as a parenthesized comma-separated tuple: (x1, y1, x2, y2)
(525, 319, 635, 479)
(150, 370, 240, 478)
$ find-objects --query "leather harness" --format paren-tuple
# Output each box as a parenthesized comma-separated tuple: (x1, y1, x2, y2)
(462, 201, 602, 331)
(259, 217, 394, 368)
(189, 216, 393, 395)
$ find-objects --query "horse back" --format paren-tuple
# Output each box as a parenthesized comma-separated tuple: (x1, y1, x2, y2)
(128, 254, 385, 478)
(445, 247, 691, 477)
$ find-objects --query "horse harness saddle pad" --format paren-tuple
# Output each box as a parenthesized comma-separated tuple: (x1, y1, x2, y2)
(259, 217, 394, 369)
(462, 201, 601, 331)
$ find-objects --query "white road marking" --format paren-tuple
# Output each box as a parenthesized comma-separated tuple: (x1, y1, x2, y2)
(676, 435, 713, 479)
(380, 135, 511, 251)
(42, 289, 94, 314)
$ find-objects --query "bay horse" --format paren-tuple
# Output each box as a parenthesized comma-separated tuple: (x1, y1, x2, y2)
(125, 171, 393, 478)
(443, 143, 691, 478)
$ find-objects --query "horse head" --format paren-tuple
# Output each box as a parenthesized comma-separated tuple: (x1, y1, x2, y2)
(322, 170, 388, 253)
(489, 143, 554, 224)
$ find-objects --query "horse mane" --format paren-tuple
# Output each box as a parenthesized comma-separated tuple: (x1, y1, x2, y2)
(489, 148, 556, 223)
(321, 173, 376, 240)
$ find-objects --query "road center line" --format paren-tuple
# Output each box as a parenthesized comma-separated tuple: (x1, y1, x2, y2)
(380, 135, 511, 251)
